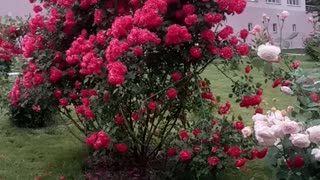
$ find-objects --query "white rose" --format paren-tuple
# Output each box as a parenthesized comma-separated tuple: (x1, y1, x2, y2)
(242, 126, 252, 138)
(289, 133, 311, 148)
(280, 86, 294, 95)
(306, 126, 320, 144)
(257, 44, 281, 62)
(281, 120, 301, 135)
(311, 148, 320, 161)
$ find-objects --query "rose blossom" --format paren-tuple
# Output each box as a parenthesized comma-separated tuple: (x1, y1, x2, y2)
(281, 120, 301, 135)
(241, 126, 252, 138)
(311, 148, 320, 161)
(280, 11, 290, 19)
(306, 126, 320, 144)
(179, 149, 192, 161)
(290, 133, 311, 148)
(280, 86, 293, 95)
(257, 44, 281, 62)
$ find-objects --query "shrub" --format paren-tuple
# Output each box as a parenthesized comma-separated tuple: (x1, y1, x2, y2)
(6, 0, 265, 178)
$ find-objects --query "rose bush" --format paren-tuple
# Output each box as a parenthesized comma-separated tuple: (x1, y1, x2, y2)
(3, 0, 271, 178)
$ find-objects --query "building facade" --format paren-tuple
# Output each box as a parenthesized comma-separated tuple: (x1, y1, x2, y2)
(228, 0, 313, 48)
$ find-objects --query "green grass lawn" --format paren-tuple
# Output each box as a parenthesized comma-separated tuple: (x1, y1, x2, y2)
(0, 57, 316, 179)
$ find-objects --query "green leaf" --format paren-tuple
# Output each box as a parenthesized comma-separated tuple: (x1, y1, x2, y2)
(264, 63, 273, 75)
(251, 57, 264, 69)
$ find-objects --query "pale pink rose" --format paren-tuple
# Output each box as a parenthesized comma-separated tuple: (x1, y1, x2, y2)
(281, 120, 301, 135)
(267, 110, 285, 124)
(290, 133, 311, 148)
(280, 86, 293, 95)
(252, 114, 267, 122)
(257, 44, 281, 62)
(308, 17, 314, 23)
(256, 127, 275, 139)
(241, 126, 252, 138)
(306, 126, 320, 144)
(311, 148, 320, 161)
(256, 135, 278, 147)
(253, 25, 262, 33)
(271, 123, 285, 138)
(280, 11, 290, 19)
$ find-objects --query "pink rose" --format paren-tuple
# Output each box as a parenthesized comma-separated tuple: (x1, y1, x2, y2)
(280, 11, 290, 19)
(306, 126, 320, 144)
(256, 127, 275, 139)
(281, 120, 300, 135)
(271, 124, 285, 138)
(256, 135, 277, 147)
(290, 133, 311, 148)
(241, 126, 252, 138)
(280, 86, 293, 95)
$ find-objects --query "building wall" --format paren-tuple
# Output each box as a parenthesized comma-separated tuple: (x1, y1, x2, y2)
(0, 0, 32, 17)
(228, 0, 313, 48)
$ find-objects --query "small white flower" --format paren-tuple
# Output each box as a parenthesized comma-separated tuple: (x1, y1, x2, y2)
(280, 86, 294, 95)
(241, 126, 252, 138)
(257, 44, 281, 62)
(311, 148, 320, 161)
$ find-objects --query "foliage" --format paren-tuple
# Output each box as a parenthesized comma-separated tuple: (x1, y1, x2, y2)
(3, 0, 264, 178)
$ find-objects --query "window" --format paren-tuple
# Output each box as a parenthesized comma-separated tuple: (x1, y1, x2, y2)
(248, 23, 253, 31)
(292, 24, 296, 32)
(287, 0, 299, 5)
(273, 23, 277, 33)
(266, 0, 281, 4)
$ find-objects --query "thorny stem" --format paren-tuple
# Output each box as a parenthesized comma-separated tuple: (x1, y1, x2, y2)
(59, 108, 85, 133)
(58, 112, 85, 143)
(213, 63, 236, 83)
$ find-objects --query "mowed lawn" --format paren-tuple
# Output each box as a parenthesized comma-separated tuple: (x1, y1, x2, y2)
(0, 57, 316, 179)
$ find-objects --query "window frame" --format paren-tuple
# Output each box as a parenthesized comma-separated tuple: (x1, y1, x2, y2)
(265, 0, 281, 4)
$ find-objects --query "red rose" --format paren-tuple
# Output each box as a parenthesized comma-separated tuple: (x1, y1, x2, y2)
(166, 88, 178, 99)
(59, 98, 68, 107)
(229, 36, 238, 46)
(227, 146, 241, 157)
(208, 156, 220, 166)
(311, 92, 319, 103)
(240, 29, 249, 40)
(201, 29, 216, 41)
(184, 14, 198, 26)
(220, 47, 234, 60)
(249, 149, 259, 160)
(287, 155, 304, 168)
(256, 88, 263, 96)
(179, 130, 190, 141)
(115, 114, 125, 125)
(211, 146, 219, 153)
(182, 4, 195, 15)
(115, 143, 128, 153)
(86, 131, 110, 150)
(234, 121, 245, 130)
(179, 149, 192, 161)
(291, 61, 300, 69)
(147, 101, 157, 111)
(245, 65, 251, 74)
(133, 46, 143, 56)
(256, 148, 268, 159)
(211, 132, 220, 144)
(255, 108, 263, 114)
(190, 47, 202, 59)
(192, 145, 201, 153)
(237, 44, 249, 56)
(272, 78, 282, 88)
(171, 72, 182, 81)
(54, 89, 62, 98)
(49, 67, 63, 82)
(167, 148, 177, 156)
(235, 158, 246, 168)
(32, 105, 41, 112)
(131, 112, 140, 121)
(192, 129, 202, 137)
